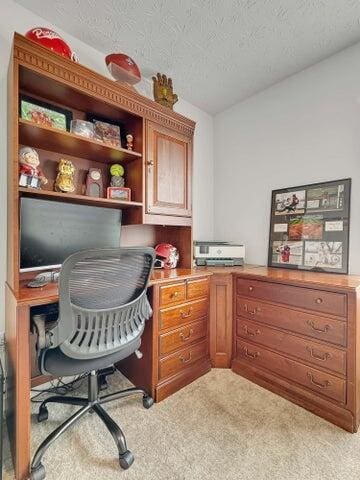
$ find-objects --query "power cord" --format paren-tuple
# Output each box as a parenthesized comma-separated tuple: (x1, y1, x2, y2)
(31, 374, 88, 403)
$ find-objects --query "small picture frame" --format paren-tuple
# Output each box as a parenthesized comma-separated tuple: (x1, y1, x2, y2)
(20, 95, 72, 131)
(107, 187, 131, 201)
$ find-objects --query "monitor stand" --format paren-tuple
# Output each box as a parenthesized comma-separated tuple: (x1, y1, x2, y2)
(27, 270, 60, 288)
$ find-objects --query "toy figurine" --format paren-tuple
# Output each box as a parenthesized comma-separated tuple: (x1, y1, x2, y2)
(109, 163, 125, 188)
(19, 146, 48, 189)
(126, 134, 134, 151)
(152, 73, 178, 109)
(54, 159, 75, 193)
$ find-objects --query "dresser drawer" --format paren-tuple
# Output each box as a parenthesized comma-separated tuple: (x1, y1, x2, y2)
(160, 282, 186, 307)
(236, 278, 347, 317)
(159, 339, 208, 380)
(236, 339, 346, 404)
(236, 318, 346, 376)
(236, 297, 346, 347)
(159, 319, 207, 356)
(159, 298, 208, 331)
(187, 277, 210, 300)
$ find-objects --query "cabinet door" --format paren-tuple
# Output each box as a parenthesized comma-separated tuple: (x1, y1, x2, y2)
(209, 274, 233, 368)
(146, 121, 192, 217)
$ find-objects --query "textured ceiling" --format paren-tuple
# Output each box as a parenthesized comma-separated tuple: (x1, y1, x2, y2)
(14, 0, 360, 114)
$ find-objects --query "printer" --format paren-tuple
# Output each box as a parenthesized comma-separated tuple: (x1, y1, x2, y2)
(194, 241, 245, 267)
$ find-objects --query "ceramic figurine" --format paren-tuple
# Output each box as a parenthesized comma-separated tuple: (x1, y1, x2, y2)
(55, 158, 75, 193)
(126, 134, 134, 151)
(19, 146, 48, 188)
(152, 73, 178, 109)
(109, 163, 125, 188)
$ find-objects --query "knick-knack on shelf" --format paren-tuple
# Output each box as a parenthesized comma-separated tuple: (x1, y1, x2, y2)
(126, 134, 134, 151)
(152, 73, 178, 110)
(86, 168, 103, 197)
(107, 163, 131, 200)
(54, 159, 75, 193)
(19, 146, 48, 189)
(109, 164, 125, 188)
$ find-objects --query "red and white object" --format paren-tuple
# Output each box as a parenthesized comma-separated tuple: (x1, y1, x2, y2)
(25, 27, 78, 62)
(155, 243, 179, 269)
(105, 53, 141, 85)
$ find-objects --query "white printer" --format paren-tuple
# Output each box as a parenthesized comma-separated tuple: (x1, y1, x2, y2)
(194, 241, 245, 267)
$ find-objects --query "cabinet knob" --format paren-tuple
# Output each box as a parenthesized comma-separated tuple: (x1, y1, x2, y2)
(147, 160, 154, 167)
(171, 291, 179, 298)
(315, 297, 323, 304)
(248, 286, 254, 292)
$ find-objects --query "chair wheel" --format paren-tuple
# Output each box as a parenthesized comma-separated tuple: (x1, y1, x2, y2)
(119, 450, 134, 469)
(37, 407, 49, 423)
(30, 463, 46, 480)
(142, 395, 154, 409)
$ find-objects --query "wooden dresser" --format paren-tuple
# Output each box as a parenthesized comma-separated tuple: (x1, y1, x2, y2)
(231, 267, 360, 432)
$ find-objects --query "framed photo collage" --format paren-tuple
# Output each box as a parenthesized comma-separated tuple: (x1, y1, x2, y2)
(268, 179, 351, 274)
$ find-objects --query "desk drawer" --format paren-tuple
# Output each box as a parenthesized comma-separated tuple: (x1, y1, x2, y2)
(160, 282, 186, 307)
(236, 339, 346, 404)
(236, 297, 346, 347)
(236, 318, 346, 376)
(160, 298, 208, 331)
(187, 278, 210, 300)
(236, 278, 347, 317)
(159, 339, 208, 380)
(159, 319, 207, 356)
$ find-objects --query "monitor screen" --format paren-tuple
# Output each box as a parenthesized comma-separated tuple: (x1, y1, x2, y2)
(20, 197, 122, 271)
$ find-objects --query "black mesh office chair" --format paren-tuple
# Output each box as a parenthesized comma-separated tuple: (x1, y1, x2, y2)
(30, 247, 155, 480)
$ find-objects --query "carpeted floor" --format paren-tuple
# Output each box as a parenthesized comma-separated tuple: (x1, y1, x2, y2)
(4, 369, 360, 480)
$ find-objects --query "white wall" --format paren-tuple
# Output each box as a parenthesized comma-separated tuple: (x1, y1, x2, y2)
(0, 0, 214, 331)
(214, 42, 360, 274)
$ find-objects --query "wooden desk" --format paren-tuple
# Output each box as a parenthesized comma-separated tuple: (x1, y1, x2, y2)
(6, 268, 211, 480)
(7, 264, 360, 479)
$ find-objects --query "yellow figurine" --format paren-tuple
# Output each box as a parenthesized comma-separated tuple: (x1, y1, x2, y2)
(152, 73, 178, 110)
(55, 159, 76, 193)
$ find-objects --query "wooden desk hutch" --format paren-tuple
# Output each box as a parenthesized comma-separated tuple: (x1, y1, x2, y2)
(6, 33, 211, 480)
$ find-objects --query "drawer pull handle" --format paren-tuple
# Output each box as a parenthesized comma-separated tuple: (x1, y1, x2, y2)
(244, 304, 260, 315)
(180, 308, 193, 319)
(242, 347, 260, 359)
(171, 291, 180, 298)
(180, 352, 192, 363)
(306, 346, 330, 362)
(248, 286, 254, 292)
(315, 297, 323, 304)
(180, 329, 194, 341)
(243, 325, 260, 336)
(306, 320, 330, 333)
(307, 372, 330, 389)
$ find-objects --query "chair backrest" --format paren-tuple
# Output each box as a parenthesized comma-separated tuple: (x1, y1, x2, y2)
(51, 247, 155, 360)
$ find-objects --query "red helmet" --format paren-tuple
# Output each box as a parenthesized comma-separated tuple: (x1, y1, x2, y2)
(25, 27, 78, 62)
(155, 244, 179, 269)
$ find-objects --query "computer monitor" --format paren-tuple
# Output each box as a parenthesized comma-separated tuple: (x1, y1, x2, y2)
(20, 197, 122, 272)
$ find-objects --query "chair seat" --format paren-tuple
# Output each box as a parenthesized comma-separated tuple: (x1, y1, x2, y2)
(41, 337, 141, 376)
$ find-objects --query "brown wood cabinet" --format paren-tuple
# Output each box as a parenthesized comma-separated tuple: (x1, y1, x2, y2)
(145, 121, 192, 222)
(232, 269, 360, 433)
(120, 273, 211, 402)
(209, 273, 233, 368)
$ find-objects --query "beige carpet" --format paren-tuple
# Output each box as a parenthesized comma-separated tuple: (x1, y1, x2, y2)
(3, 369, 360, 480)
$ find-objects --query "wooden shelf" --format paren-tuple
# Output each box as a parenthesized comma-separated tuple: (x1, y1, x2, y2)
(18, 118, 142, 164)
(19, 187, 143, 209)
